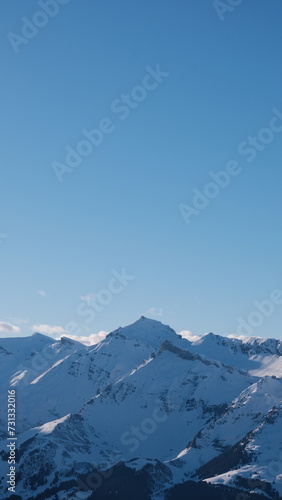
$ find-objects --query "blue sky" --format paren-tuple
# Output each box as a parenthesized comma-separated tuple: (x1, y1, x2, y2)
(1, 0, 282, 340)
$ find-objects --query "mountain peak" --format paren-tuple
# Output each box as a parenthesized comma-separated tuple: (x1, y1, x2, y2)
(32, 332, 52, 339)
(106, 316, 181, 348)
(30, 332, 55, 346)
(136, 316, 164, 325)
(124, 316, 176, 334)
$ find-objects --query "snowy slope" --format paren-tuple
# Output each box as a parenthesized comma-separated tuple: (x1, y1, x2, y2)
(170, 377, 282, 475)
(202, 403, 282, 497)
(189, 332, 282, 376)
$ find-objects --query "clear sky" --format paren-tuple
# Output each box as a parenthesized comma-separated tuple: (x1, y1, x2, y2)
(1, 0, 282, 340)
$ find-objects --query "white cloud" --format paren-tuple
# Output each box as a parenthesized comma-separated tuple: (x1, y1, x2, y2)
(57, 331, 108, 346)
(146, 307, 163, 317)
(179, 330, 201, 342)
(32, 324, 66, 335)
(38, 290, 47, 297)
(0, 322, 20, 333)
(9, 318, 29, 325)
(226, 333, 252, 341)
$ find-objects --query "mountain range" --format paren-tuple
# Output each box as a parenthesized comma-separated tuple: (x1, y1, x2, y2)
(0, 317, 282, 500)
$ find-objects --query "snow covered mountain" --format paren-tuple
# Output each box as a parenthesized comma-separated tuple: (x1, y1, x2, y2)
(0, 317, 281, 500)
